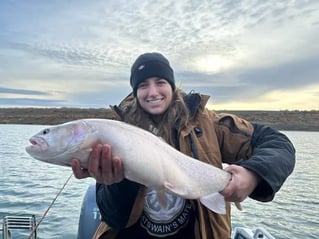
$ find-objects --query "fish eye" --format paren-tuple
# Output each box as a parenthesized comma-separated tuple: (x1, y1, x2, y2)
(42, 128, 50, 135)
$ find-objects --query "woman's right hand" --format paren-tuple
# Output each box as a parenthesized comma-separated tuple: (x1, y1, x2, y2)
(72, 144, 124, 185)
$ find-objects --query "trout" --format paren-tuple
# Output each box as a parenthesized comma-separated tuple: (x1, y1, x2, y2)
(25, 119, 233, 214)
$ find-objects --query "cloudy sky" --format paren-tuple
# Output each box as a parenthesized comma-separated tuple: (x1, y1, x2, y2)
(1, 0, 318, 110)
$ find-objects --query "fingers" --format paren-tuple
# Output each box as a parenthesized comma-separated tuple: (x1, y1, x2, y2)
(220, 165, 247, 202)
(88, 144, 124, 185)
(87, 144, 104, 179)
(220, 165, 259, 202)
(72, 158, 90, 179)
(112, 156, 124, 183)
(73, 144, 124, 184)
(99, 144, 113, 183)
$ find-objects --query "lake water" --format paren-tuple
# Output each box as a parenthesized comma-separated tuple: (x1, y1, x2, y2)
(0, 124, 318, 239)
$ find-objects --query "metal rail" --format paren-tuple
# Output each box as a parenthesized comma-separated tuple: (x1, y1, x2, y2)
(2, 215, 37, 239)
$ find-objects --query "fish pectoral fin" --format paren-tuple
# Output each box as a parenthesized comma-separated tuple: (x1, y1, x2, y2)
(163, 182, 192, 198)
(79, 139, 97, 151)
(79, 130, 100, 151)
(200, 193, 226, 214)
(79, 146, 93, 153)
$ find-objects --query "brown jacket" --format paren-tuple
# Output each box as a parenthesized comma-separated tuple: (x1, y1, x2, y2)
(93, 93, 255, 239)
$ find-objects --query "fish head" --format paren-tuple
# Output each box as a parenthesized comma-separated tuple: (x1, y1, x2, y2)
(25, 120, 96, 167)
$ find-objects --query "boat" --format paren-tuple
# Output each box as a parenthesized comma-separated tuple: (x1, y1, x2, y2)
(1, 184, 275, 239)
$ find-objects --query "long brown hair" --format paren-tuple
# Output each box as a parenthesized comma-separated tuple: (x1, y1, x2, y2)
(120, 88, 190, 147)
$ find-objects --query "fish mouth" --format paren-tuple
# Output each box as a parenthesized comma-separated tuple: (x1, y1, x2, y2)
(26, 137, 48, 152)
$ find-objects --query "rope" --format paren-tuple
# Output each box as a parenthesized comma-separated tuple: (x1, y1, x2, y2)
(28, 173, 73, 239)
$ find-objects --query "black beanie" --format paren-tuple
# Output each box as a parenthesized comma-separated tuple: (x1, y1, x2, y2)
(130, 52, 175, 96)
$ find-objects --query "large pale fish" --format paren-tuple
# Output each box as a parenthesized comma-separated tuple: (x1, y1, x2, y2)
(25, 119, 233, 214)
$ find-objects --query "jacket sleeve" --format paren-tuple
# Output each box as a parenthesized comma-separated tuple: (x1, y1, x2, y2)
(96, 179, 141, 229)
(238, 123, 296, 201)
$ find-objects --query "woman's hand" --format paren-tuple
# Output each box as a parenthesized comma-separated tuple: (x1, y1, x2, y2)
(220, 164, 260, 202)
(72, 144, 124, 185)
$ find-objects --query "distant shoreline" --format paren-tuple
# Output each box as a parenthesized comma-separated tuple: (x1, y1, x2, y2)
(1, 107, 319, 131)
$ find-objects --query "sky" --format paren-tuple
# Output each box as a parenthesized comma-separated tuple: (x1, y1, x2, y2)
(0, 0, 318, 110)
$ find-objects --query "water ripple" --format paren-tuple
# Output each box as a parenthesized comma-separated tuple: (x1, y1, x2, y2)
(1, 127, 318, 238)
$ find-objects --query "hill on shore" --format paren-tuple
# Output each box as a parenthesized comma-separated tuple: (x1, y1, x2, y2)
(1, 107, 318, 131)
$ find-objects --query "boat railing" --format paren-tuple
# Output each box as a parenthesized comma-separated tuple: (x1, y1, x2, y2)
(1, 215, 37, 239)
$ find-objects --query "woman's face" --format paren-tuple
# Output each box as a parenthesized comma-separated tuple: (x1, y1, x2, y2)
(136, 77, 173, 115)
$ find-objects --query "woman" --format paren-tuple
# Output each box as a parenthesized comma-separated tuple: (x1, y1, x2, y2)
(72, 52, 295, 239)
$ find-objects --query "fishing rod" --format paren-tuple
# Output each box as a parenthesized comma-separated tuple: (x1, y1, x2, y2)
(27, 173, 73, 239)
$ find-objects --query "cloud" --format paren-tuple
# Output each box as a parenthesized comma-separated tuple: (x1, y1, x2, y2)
(209, 84, 319, 110)
(0, 87, 49, 96)
(0, 0, 318, 109)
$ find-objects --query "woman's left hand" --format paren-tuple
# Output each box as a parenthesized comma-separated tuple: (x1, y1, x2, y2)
(220, 164, 260, 202)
